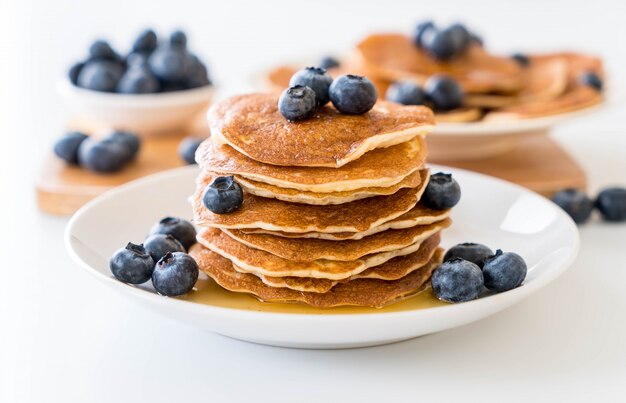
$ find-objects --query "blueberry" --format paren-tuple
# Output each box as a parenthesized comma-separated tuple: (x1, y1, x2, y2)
(422, 172, 461, 210)
(278, 85, 317, 121)
(77, 138, 128, 173)
(482, 250, 527, 292)
(132, 29, 158, 54)
(144, 234, 185, 262)
(421, 29, 457, 61)
(432, 258, 484, 303)
(178, 136, 203, 165)
(595, 187, 626, 222)
(203, 176, 244, 214)
(160, 82, 188, 92)
(117, 65, 160, 94)
(88, 40, 120, 62)
(385, 81, 425, 105)
(169, 30, 187, 49)
(53, 131, 88, 164)
(102, 131, 141, 161)
(68, 62, 84, 85)
(424, 75, 464, 111)
(511, 53, 531, 67)
(551, 188, 593, 224)
(184, 54, 211, 89)
(149, 217, 197, 250)
(413, 20, 435, 47)
(148, 46, 189, 84)
(152, 252, 199, 296)
(444, 242, 494, 269)
(446, 23, 471, 53)
(318, 56, 340, 70)
(109, 242, 155, 284)
(579, 71, 603, 91)
(125, 52, 150, 67)
(289, 67, 333, 106)
(329, 74, 378, 115)
(77, 60, 124, 92)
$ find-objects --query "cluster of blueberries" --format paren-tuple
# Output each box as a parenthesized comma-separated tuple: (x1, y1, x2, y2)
(385, 76, 464, 112)
(413, 21, 481, 62)
(54, 130, 140, 173)
(110, 217, 199, 296)
(69, 29, 211, 94)
(552, 187, 626, 224)
(278, 67, 378, 121)
(433, 243, 527, 303)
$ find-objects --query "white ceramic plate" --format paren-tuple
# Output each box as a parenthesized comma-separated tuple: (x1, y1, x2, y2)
(65, 165, 579, 349)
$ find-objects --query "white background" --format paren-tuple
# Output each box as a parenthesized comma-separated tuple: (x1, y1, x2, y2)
(1, 0, 626, 402)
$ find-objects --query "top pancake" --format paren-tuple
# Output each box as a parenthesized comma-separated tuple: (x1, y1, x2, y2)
(355, 33, 524, 94)
(196, 135, 427, 193)
(208, 93, 435, 167)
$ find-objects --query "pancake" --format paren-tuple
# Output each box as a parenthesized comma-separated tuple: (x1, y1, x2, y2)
(235, 170, 422, 205)
(198, 219, 450, 279)
(355, 33, 523, 94)
(256, 234, 441, 292)
(240, 202, 451, 240)
(208, 93, 435, 168)
(193, 170, 430, 233)
(189, 244, 443, 308)
(532, 52, 604, 88)
(196, 136, 427, 193)
(435, 107, 483, 123)
(221, 219, 447, 262)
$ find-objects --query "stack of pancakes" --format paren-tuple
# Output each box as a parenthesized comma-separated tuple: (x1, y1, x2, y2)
(266, 34, 604, 122)
(189, 93, 453, 308)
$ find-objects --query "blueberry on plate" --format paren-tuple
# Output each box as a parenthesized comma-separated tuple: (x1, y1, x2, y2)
(318, 56, 340, 70)
(132, 29, 158, 54)
(77, 60, 124, 92)
(149, 217, 197, 251)
(184, 54, 211, 89)
(152, 252, 199, 296)
(289, 67, 333, 106)
(551, 188, 593, 224)
(511, 53, 531, 67)
(413, 20, 435, 47)
(595, 187, 626, 222)
(53, 131, 88, 164)
(446, 23, 471, 53)
(148, 46, 189, 84)
(482, 250, 527, 292)
(385, 81, 425, 105)
(421, 28, 458, 61)
(88, 40, 121, 62)
(169, 30, 187, 49)
(77, 137, 128, 173)
(422, 172, 461, 210)
(117, 65, 160, 94)
(109, 242, 155, 284)
(203, 176, 244, 214)
(424, 75, 464, 111)
(143, 234, 185, 262)
(444, 242, 493, 269)
(178, 136, 203, 165)
(278, 85, 317, 121)
(432, 258, 484, 303)
(103, 131, 141, 161)
(579, 71, 603, 92)
(68, 62, 84, 85)
(329, 74, 378, 115)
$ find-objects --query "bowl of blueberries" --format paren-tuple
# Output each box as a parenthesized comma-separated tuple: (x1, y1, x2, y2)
(60, 29, 214, 134)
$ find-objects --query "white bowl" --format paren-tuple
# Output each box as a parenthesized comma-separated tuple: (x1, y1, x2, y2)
(58, 79, 215, 135)
(65, 165, 579, 349)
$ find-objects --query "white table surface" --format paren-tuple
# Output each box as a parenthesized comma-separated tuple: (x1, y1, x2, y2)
(1, 0, 626, 402)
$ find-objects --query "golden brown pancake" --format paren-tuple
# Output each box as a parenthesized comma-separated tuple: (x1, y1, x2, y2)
(196, 136, 427, 193)
(189, 244, 443, 308)
(256, 233, 441, 292)
(221, 219, 446, 262)
(435, 107, 483, 123)
(208, 93, 435, 167)
(193, 170, 430, 233)
(355, 33, 523, 94)
(198, 219, 450, 280)
(240, 202, 451, 240)
(234, 170, 422, 205)
(533, 52, 604, 88)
